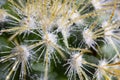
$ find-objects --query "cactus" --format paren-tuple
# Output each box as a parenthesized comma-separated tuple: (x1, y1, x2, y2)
(0, 0, 120, 80)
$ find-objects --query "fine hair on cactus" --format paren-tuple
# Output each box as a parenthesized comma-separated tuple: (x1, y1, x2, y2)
(0, 0, 120, 80)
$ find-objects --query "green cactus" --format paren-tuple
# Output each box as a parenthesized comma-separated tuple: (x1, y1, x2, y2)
(0, 0, 120, 80)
